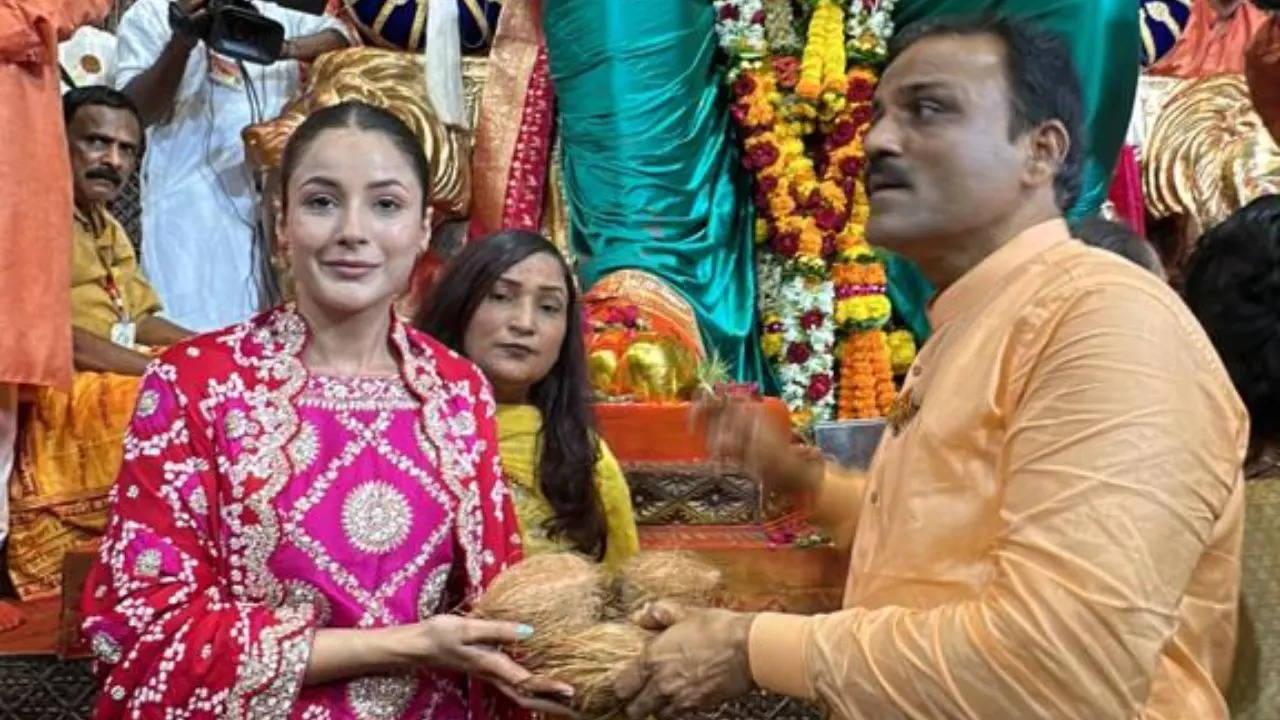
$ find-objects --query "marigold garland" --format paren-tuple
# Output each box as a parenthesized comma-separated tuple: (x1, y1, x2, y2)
(716, 0, 913, 426)
(837, 329, 895, 419)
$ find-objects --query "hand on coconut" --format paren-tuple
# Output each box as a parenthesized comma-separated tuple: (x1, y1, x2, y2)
(411, 615, 580, 715)
(613, 600, 756, 718)
(305, 616, 578, 716)
(691, 395, 823, 495)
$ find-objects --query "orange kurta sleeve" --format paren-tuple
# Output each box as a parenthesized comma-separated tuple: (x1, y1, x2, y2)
(0, 0, 110, 389)
(747, 281, 1247, 719)
(0, 0, 111, 60)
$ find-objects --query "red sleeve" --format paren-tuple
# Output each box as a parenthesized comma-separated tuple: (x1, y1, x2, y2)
(461, 368, 533, 720)
(81, 361, 318, 720)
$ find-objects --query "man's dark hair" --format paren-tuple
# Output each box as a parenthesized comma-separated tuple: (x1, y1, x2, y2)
(889, 15, 1085, 211)
(1183, 195, 1280, 447)
(62, 85, 143, 130)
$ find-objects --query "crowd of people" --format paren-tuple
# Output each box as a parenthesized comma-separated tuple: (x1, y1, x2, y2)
(1, 2, 1278, 720)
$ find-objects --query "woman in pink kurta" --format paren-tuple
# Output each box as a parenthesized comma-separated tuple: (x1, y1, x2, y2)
(81, 102, 573, 720)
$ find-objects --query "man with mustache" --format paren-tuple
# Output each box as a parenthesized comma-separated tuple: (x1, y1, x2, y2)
(65, 85, 192, 375)
(4, 86, 194, 604)
(615, 15, 1247, 720)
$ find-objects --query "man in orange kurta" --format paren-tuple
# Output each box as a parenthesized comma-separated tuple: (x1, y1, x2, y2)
(0, 0, 112, 631)
(616, 17, 1246, 720)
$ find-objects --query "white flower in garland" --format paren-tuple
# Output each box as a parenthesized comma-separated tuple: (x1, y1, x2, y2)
(775, 274, 837, 420)
(846, 0, 898, 62)
(713, 0, 767, 59)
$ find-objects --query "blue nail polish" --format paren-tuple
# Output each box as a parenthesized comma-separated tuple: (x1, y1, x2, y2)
(516, 624, 534, 640)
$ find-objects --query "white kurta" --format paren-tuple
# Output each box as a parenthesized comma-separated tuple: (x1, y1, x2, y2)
(115, 0, 349, 331)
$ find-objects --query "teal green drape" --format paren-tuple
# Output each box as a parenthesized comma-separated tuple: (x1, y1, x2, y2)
(893, 0, 1140, 221)
(543, 0, 771, 385)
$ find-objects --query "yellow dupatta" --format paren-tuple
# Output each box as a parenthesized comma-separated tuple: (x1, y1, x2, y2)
(495, 404, 639, 571)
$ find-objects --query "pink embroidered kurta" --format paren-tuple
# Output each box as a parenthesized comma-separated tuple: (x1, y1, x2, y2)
(81, 306, 530, 720)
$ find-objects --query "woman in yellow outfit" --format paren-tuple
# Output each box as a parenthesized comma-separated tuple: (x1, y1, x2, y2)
(417, 230, 639, 569)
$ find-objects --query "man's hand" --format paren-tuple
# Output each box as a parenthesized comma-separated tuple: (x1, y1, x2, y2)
(165, 0, 208, 55)
(613, 601, 756, 719)
(691, 395, 822, 494)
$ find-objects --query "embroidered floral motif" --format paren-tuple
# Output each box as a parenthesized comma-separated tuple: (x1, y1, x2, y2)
(91, 632, 123, 664)
(188, 487, 208, 515)
(134, 548, 162, 578)
(341, 482, 414, 555)
(224, 409, 252, 439)
(231, 604, 315, 720)
(346, 674, 418, 720)
(287, 420, 321, 472)
(417, 565, 452, 619)
(282, 579, 333, 626)
(136, 389, 160, 418)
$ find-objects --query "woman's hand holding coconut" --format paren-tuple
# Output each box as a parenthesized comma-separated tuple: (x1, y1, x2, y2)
(305, 617, 579, 715)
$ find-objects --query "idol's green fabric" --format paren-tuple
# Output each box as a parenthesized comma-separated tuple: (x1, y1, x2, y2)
(543, 0, 772, 384)
(880, 250, 934, 343)
(893, 0, 1140, 221)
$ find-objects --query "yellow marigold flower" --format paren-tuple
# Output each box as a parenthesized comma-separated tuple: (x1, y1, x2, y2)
(769, 194, 796, 217)
(762, 332, 784, 359)
(886, 329, 917, 374)
(819, 181, 845, 203)
(778, 216, 805, 233)
(755, 219, 770, 242)
(798, 228, 823, 257)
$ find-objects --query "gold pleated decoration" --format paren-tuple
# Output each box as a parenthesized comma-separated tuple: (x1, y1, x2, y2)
(244, 48, 471, 220)
(1144, 74, 1280, 231)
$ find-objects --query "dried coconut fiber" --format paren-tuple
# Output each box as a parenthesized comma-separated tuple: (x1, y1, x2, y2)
(614, 550, 724, 615)
(471, 552, 607, 662)
(536, 622, 652, 716)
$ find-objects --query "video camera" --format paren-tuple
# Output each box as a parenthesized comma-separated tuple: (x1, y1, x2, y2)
(168, 0, 326, 65)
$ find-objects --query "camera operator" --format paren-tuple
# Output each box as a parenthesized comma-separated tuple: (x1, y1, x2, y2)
(114, 0, 353, 331)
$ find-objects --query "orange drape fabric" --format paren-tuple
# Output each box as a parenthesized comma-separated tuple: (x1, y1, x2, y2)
(1148, 0, 1268, 78)
(0, 0, 112, 389)
(8, 372, 140, 599)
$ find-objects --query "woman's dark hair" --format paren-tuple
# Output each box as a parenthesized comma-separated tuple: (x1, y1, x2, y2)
(1183, 195, 1280, 444)
(415, 230, 607, 558)
(279, 101, 431, 215)
(889, 15, 1084, 211)
(1070, 216, 1164, 275)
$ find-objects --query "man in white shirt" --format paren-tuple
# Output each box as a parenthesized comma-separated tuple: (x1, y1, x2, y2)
(115, 0, 352, 331)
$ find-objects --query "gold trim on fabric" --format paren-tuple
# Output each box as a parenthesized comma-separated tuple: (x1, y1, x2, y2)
(468, 0, 543, 236)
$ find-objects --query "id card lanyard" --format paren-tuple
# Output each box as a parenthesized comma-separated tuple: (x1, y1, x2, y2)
(96, 243, 136, 349)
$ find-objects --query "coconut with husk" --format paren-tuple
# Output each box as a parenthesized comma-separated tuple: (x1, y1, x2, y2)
(534, 622, 652, 716)
(614, 551, 724, 616)
(471, 553, 608, 664)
